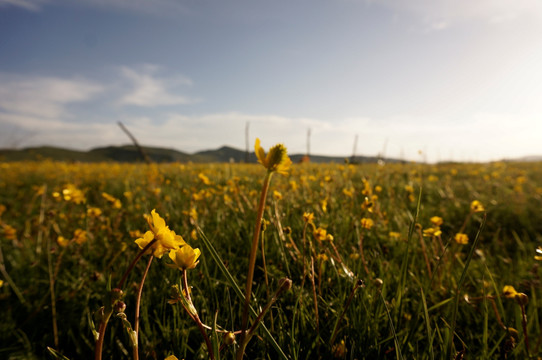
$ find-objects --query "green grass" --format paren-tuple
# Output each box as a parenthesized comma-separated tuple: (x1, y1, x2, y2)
(0, 160, 541, 359)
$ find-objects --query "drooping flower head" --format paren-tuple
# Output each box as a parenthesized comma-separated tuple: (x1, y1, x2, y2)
(255, 138, 292, 175)
(503, 285, 518, 299)
(135, 209, 185, 258)
(168, 244, 201, 270)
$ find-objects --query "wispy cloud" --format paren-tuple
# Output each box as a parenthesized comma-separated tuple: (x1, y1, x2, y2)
(117, 65, 198, 107)
(0, 73, 103, 118)
(0, 0, 188, 14)
(0, 0, 47, 11)
(368, 0, 542, 28)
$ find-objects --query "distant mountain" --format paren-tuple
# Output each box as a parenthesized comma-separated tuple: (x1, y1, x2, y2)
(0, 144, 399, 164)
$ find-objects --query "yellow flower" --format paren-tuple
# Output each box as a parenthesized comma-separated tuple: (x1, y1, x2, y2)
(87, 207, 102, 217)
(255, 138, 292, 175)
(389, 231, 400, 239)
(168, 244, 201, 271)
(135, 209, 185, 258)
(317, 253, 329, 262)
(360, 218, 374, 230)
(190, 229, 198, 241)
(454, 233, 469, 244)
(102, 192, 122, 209)
(313, 227, 329, 242)
(57, 236, 69, 247)
(164, 356, 179, 360)
(2, 224, 17, 240)
(320, 198, 328, 213)
(303, 212, 314, 224)
(430, 216, 443, 227)
(62, 184, 86, 204)
(361, 197, 374, 213)
(535, 246, 542, 261)
(470, 200, 485, 213)
(423, 227, 442, 237)
(198, 173, 211, 185)
(503, 285, 518, 299)
(74, 229, 87, 244)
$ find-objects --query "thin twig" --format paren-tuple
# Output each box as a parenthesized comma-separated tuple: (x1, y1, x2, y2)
(117, 121, 152, 164)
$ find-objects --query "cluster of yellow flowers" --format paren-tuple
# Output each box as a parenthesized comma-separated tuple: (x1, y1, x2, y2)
(135, 210, 200, 270)
(53, 184, 86, 204)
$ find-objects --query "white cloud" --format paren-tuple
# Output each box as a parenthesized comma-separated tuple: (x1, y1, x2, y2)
(116, 111, 542, 163)
(2, 105, 541, 162)
(368, 0, 542, 28)
(0, 74, 103, 118)
(117, 65, 197, 107)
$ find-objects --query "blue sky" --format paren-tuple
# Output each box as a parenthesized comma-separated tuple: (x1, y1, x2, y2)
(1, 0, 541, 162)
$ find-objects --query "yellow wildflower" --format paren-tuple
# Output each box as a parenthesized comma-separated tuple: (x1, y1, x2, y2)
(87, 207, 102, 217)
(321, 198, 328, 213)
(0, 279, 3, 288)
(313, 227, 329, 242)
(535, 246, 542, 261)
(273, 190, 283, 200)
(389, 231, 400, 239)
(2, 224, 17, 240)
(361, 197, 374, 213)
(168, 244, 201, 271)
(430, 216, 443, 227)
(102, 192, 122, 209)
(135, 209, 185, 258)
(74, 229, 87, 244)
(423, 227, 442, 237)
(303, 212, 314, 224)
(317, 253, 329, 262)
(342, 187, 354, 198)
(254, 138, 292, 175)
(198, 173, 211, 185)
(190, 229, 198, 241)
(503, 285, 518, 299)
(57, 236, 69, 247)
(454, 233, 469, 244)
(470, 200, 485, 213)
(360, 218, 374, 230)
(62, 184, 86, 204)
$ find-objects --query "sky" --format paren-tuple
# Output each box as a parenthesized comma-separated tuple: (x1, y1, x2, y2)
(1, 0, 541, 163)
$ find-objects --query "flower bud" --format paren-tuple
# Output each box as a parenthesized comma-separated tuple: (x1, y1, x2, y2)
(278, 277, 293, 292)
(114, 301, 126, 313)
(111, 288, 124, 300)
(516, 293, 529, 306)
(223, 331, 236, 345)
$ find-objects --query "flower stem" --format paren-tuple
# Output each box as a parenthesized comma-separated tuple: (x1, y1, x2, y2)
(117, 239, 157, 289)
(95, 239, 156, 360)
(182, 270, 215, 360)
(133, 255, 153, 360)
(94, 310, 112, 360)
(238, 172, 272, 360)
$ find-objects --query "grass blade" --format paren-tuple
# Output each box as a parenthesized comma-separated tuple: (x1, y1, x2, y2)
(197, 226, 289, 360)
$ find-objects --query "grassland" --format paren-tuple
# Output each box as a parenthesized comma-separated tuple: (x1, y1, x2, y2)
(0, 159, 541, 359)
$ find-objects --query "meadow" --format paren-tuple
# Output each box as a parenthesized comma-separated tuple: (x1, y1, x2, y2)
(1, 154, 541, 359)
